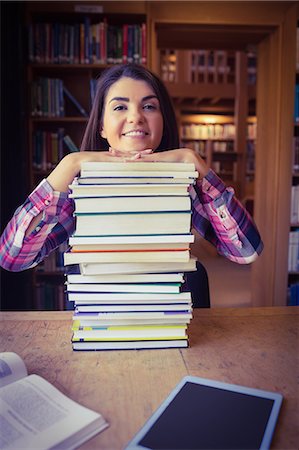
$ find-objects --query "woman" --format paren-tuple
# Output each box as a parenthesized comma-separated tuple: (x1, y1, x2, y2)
(0, 63, 263, 273)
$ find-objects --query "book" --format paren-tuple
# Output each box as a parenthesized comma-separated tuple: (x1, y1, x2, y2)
(69, 183, 191, 197)
(0, 352, 108, 450)
(67, 283, 182, 293)
(124, 376, 282, 450)
(72, 339, 188, 350)
(68, 234, 194, 246)
(79, 170, 198, 179)
(75, 304, 192, 312)
(63, 134, 79, 152)
(63, 85, 88, 117)
(72, 311, 192, 326)
(72, 324, 187, 341)
(70, 195, 191, 213)
(79, 257, 197, 275)
(64, 249, 190, 265)
(78, 177, 196, 185)
(68, 291, 192, 303)
(70, 243, 191, 251)
(80, 161, 196, 172)
(74, 212, 192, 236)
(66, 272, 185, 284)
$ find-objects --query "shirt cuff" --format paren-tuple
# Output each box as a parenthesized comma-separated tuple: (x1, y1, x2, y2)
(28, 178, 69, 216)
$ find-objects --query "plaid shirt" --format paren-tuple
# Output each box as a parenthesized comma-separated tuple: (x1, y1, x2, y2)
(0, 170, 263, 272)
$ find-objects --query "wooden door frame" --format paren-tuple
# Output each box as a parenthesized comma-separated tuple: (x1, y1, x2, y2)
(147, 1, 297, 305)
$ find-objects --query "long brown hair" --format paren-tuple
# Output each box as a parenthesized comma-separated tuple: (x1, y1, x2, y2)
(80, 63, 179, 152)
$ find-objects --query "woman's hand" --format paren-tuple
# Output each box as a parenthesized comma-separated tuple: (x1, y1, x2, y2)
(46, 150, 133, 193)
(135, 148, 209, 179)
(108, 147, 154, 159)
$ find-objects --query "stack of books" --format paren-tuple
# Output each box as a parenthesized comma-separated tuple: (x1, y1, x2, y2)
(64, 161, 198, 350)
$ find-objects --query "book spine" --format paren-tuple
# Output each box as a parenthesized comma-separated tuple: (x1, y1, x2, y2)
(63, 135, 79, 153)
(63, 85, 88, 117)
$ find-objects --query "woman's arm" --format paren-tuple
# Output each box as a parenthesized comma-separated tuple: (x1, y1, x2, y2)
(190, 170, 263, 264)
(0, 150, 146, 272)
(0, 179, 75, 272)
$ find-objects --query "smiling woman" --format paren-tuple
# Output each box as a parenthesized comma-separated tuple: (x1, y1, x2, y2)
(0, 63, 263, 280)
(100, 77, 164, 153)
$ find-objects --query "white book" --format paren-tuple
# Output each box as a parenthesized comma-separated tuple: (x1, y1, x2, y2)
(73, 318, 191, 326)
(80, 161, 196, 172)
(72, 325, 187, 341)
(71, 195, 191, 213)
(68, 183, 191, 197)
(79, 170, 198, 179)
(0, 352, 108, 450)
(74, 211, 192, 236)
(78, 177, 196, 185)
(68, 234, 194, 246)
(64, 249, 190, 265)
(70, 243, 190, 252)
(66, 283, 182, 293)
(73, 311, 192, 321)
(75, 304, 192, 312)
(72, 312, 192, 327)
(72, 339, 188, 350)
(79, 257, 197, 275)
(69, 291, 191, 302)
(66, 273, 185, 284)
(74, 318, 191, 326)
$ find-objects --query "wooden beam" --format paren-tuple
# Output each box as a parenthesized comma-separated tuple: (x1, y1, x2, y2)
(252, 3, 297, 306)
(234, 51, 248, 200)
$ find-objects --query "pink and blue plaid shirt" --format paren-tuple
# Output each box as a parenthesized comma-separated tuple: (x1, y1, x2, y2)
(0, 169, 263, 272)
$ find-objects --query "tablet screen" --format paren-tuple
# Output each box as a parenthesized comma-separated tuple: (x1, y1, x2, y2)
(125, 376, 282, 450)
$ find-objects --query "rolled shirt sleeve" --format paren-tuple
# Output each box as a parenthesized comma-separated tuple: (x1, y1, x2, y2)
(190, 169, 263, 264)
(0, 179, 75, 271)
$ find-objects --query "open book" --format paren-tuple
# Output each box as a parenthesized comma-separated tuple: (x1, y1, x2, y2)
(0, 352, 109, 450)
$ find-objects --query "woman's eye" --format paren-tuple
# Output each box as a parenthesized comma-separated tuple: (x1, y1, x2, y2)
(113, 105, 126, 111)
(143, 103, 157, 111)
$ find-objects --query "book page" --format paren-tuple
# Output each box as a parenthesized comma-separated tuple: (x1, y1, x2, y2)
(0, 352, 28, 388)
(0, 374, 108, 449)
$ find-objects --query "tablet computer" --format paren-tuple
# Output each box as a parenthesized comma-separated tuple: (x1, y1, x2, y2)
(125, 376, 283, 450)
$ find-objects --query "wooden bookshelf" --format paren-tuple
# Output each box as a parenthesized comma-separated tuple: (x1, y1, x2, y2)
(25, 1, 148, 309)
(288, 40, 299, 304)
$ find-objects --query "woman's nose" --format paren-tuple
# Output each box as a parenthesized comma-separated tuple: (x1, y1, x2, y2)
(127, 107, 144, 123)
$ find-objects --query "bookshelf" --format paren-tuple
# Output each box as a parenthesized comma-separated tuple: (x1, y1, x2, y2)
(25, 1, 148, 309)
(287, 23, 299, 306)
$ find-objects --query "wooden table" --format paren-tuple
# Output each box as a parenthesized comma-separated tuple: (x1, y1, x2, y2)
(0, 307, 298, 450)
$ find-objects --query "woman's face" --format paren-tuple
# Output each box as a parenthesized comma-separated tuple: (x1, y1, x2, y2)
(101, 77, 164, 153)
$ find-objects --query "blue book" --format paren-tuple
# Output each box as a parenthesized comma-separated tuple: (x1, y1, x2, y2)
(63, 85, 88, 117)
(63, 135, 79, 153)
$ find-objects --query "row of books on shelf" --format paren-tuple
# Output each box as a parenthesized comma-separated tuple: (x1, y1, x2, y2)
(290, 185, 299, 225)
(293, 136, 299, 172)
(180, 122, 257, 141)
(29, 20, 146, 65)
(64, 161, 198, 350)
(160, 49, 257, 85)
(181, 139, 235, 154)
(288, 230, 299, 273)
(33, 129, 78, 170)
(294, 84, 299, 123)
(31, 78, 92, 117)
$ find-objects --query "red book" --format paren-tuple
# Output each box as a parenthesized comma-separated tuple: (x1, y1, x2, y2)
(122, 24, 128, 63)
